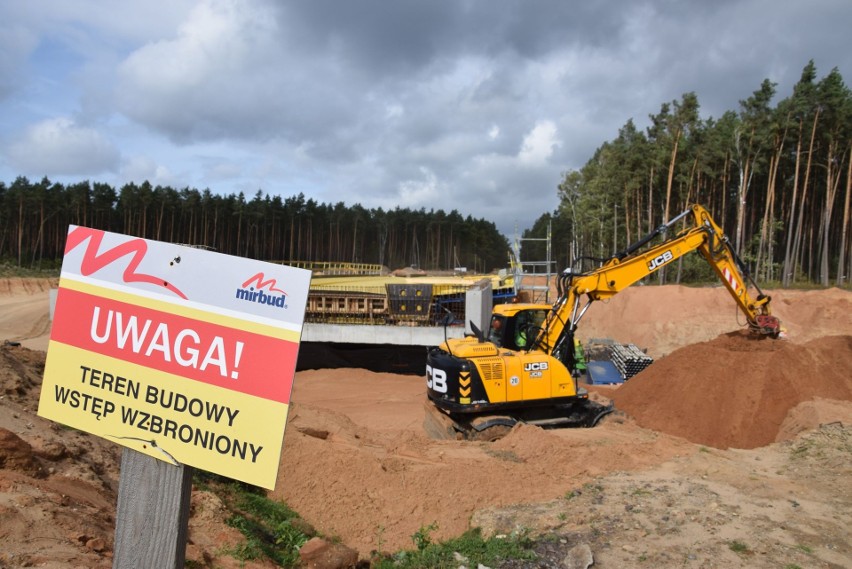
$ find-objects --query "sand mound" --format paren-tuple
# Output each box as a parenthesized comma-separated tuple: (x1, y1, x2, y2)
(776, 397, 852, 442)
(0, 428, 44, 476)
(611, 332, 852, 449)
(577, 285, 852, 357)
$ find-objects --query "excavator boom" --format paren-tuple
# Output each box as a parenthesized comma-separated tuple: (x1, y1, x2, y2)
(532, 204, 780, 360)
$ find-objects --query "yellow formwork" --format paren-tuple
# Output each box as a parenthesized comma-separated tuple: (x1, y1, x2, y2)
(303, 273, 515, 325)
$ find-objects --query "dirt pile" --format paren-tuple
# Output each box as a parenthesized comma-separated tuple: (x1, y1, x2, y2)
(273, 370, 692, 555)
(611, 332, 852, 449)
(578, 285, 852, 358)
(0, 345, 119, 568)
(0, 428, 45, 475)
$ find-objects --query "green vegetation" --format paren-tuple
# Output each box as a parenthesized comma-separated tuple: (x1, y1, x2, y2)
(194, 473, 538, 568)
(195, 473, 309, 567)
(728, 540, 750, 554)
(372, 526, 537, 569)
(521, 60, 852, 289)
(411, 522, 439, 551)
(0, 262, 60, 278)
(0, 180, 509, 273)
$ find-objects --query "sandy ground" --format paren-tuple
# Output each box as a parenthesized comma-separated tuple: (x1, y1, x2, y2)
(1, 278, 851, 568)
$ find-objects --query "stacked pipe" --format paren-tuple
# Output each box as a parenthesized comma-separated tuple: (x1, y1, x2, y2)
(609, 343, 654, 379)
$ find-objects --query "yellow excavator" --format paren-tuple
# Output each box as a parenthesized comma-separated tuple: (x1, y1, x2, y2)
(424, 204, 781, 440)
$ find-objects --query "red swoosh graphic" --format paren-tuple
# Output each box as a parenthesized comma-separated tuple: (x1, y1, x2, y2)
(241, 272, 287, 295)
(65, 227, 188, 300)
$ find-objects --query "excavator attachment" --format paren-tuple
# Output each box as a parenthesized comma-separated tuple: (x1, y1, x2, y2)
(755, 314, 782, 337)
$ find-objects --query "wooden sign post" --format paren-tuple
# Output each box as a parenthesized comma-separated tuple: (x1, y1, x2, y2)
(113, 449, 193, 568)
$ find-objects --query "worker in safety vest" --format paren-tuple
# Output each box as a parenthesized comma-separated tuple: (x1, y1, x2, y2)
(515, 312, 529, 349)
(573, 338, 587, 374)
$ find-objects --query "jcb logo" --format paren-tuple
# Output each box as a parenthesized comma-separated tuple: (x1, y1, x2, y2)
(524, 362, 549, 372)
(425, 365, 448, 393)
(648, 250, 674, 271)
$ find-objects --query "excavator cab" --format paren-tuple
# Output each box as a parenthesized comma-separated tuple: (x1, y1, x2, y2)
(488, 305, 548, 351)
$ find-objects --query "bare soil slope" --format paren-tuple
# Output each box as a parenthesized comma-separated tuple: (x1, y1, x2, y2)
(1, 279, 851, 568)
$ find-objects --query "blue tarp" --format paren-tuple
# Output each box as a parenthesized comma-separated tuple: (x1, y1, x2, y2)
(585, 360, 625, 385)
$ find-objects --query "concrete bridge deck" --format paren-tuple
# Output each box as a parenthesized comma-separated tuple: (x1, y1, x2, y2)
(301, 322, 467, 345)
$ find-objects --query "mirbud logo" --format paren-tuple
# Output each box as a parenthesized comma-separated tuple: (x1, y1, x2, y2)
(235, 273, 288, 309)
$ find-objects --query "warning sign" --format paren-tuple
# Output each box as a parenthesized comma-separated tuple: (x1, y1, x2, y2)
(38, 226, 311, 489)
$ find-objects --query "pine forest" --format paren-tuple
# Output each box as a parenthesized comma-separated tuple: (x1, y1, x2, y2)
(0, 184, 509, 274)
(524, 61, 851, 288)
(2, 61, 850, 287)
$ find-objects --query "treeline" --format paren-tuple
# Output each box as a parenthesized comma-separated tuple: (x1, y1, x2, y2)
(524, 61, 851, 287)
(0, 180, 509, 272)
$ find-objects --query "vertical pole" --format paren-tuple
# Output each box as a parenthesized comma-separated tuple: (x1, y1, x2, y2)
(112, 448, 194, 569)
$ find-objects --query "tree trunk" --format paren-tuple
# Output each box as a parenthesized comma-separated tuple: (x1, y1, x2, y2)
(791, 109, 821, 286)
(721, 151, 730, 231)
(836, 145, 852, 286)
(820, 138, 844, 285)
(782, 120, 804, 287)
(660, 130, 681, 284)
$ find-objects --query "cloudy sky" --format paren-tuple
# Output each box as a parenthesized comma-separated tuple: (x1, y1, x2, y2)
(1, 1, 850, 237)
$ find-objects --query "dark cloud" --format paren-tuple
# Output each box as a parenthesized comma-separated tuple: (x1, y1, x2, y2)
(1, 0, 850, 236)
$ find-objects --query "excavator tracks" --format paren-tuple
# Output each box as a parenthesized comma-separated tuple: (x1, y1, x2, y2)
(423, 398, 614, 441)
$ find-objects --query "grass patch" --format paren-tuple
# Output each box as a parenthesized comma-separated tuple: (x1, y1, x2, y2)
(372, 526, 537, 569)
(728, 540, 750, 554)
(0, 261, 61, 278)
(195, 472, 309, 567)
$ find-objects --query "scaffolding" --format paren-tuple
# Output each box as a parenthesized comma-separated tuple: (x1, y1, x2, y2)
(511, 219, 555, 304)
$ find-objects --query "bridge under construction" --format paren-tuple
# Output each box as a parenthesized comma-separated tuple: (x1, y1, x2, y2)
(280, 245, 554, 374)
(279, 263, 518, 374)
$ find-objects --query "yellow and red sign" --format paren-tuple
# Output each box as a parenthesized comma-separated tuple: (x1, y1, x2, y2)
(38, 226, 311, 489)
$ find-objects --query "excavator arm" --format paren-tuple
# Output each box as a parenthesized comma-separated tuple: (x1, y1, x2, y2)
(532, 204, 780, 361)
